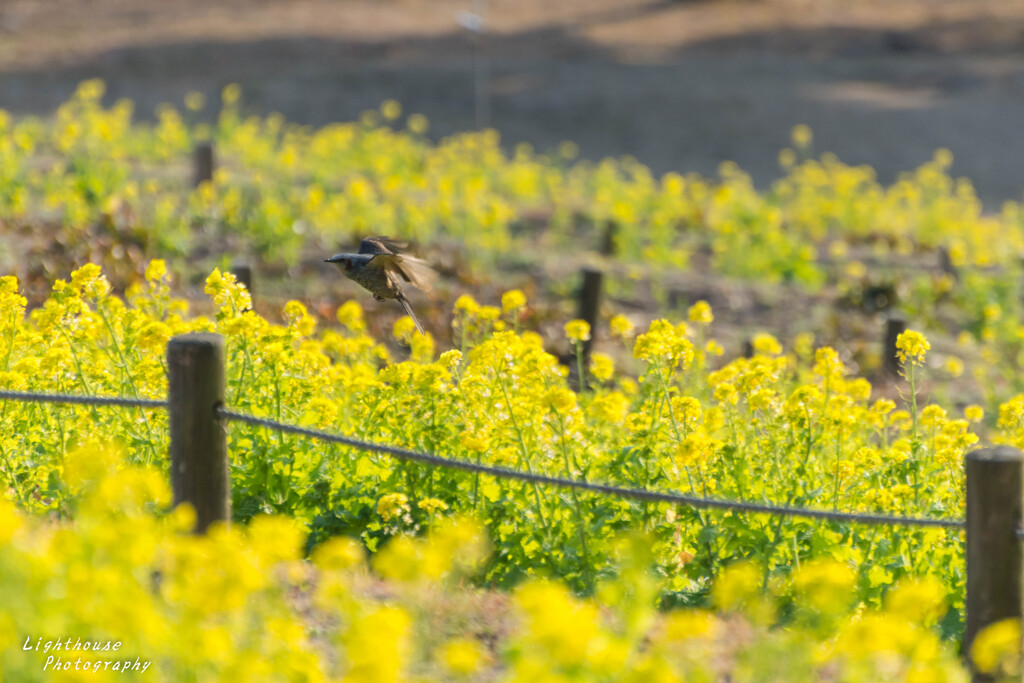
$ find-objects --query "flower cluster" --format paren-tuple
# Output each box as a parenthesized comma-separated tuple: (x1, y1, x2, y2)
(0, 457, 987, 681)
(0, 268, 1004, 626)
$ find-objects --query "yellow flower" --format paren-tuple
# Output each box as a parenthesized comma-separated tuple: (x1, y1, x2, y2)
(513, 580, 602, 668)
(545, 386, 577, 413)
(751, 333, 783, 356)
(438, 637, 488, 676)
(872, 398, 896, 416)
(283, 300, 317, 336)
(671, 396, 702, 424)
(705, 340, 724, 357)
(793, 559, 855, 615)
(813, 347, 845, 381)
(311, 536, 365, 572)
(793, 332, 815, 358)
(943, 356, 964, 378)
(393, 315, 418, 342)
(688, 301, 713, 325)
(999, 395, 1024, 429)
(345, 607, 411, 682)
(633, 319, 694, 368)
(663, 609, 717, 641)
(418, 498, 449, 515)
(778, 147, 797, 168)
(675, 433, 714, 468)
(748, 387, 777, 413)
(70, 263, 110, 300)
(377, 493, 411, 523)
(454, 294, 480, 316)
(460, 431, 490, 453)
(712, 561, 760, 611)
(590, 392, 629, 423)
(222, 82, 242, 105)
(137, 321, 171, 351)
(381, 99, 402, 120)
(896, 330, 930, 366)
(610, 314, 634, 339)
(76, 78, 106, 101)
(407, 113, 429, 135)
(971, 618, 1021, 676)
(884, 577, 946, 627)
(501, 289, 527, 313)
(565, 319, 591, 343)
(713, 383, 738, 406)
(791, 123, 813, 148)
(965, 405, 984, 423)
(184, 91, 205, 111)
(439, 349, 463, 370)
(144, 259, 167, 282)
(336, 300, 366, 332)
(589, 352, 614, 381)
(983, 302, 1002, 323)
(920, 404, 947, 428)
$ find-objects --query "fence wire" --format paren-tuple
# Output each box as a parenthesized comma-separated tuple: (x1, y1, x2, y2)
(217, 407, 965, 530)
(0, 389, 167, 409)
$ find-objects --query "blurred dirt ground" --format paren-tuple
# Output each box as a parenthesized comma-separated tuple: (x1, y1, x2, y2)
(3, 0, 1024, 206)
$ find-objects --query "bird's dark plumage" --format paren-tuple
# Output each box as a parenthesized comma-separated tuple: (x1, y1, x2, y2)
(326, 236, 436, 335)
(357, 237, 408, 255)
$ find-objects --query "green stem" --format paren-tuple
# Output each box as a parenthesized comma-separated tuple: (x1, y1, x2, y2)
(96, 303, 159, 464)
(575, 339, 586, 393)
(497, 369, 553, 542)
(907, 363, 920, 507)
(555, 410, 593, 592)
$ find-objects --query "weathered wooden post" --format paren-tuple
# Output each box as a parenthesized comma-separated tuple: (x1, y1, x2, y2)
(600, 221, 618, 256)
(965, 446, 1023, 682)
(578, 267, 603, 362)
(883, 316, 906, 377)
(231, 263, 253, 297)
(938, 246, 959, 283)
(193, 142, 215, 188)
(167, 333, 229, 533)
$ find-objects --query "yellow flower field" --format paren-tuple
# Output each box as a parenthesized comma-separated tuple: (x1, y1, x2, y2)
(3, 81, 1024, 680)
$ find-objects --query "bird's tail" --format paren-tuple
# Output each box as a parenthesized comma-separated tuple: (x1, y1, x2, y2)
(398, 293, 426, 335)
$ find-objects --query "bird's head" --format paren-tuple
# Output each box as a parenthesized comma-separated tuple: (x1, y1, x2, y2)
(325, 254, 355, 273)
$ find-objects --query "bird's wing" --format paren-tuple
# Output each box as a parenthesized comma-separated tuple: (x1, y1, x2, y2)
(370, 254, 436, 294)
(358, 236, 407, 255)
(393, 255, 437, 294)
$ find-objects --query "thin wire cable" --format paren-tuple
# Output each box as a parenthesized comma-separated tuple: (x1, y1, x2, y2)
(0, 389, 167, 409)
(217, 407, 965, 530)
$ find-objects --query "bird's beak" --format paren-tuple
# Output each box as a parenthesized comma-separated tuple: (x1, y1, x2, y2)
(325, 255, 342, 263)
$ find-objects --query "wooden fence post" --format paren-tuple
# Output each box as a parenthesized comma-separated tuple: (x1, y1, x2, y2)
(965, 446, 1023, 682)
(938, 246, 959, 283)
(167, 333, 229, 533)
(193, 142, 215, 188)
(578, 267, 603, 360)
(600, 221, 618, 256)
(231, 263, 253, 297)
(883, 316, 906, 377)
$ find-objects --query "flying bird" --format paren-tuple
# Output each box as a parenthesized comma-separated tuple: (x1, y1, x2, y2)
(325, 237, 436, 335)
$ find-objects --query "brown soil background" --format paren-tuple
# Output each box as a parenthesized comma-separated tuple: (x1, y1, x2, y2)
(3, 0, 1024, 207)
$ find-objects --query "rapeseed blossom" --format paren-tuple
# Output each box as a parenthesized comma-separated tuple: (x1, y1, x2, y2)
(896, 329, 930, 366)
(564, 319, 591, 343)
(0, 259, 1000, 681)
